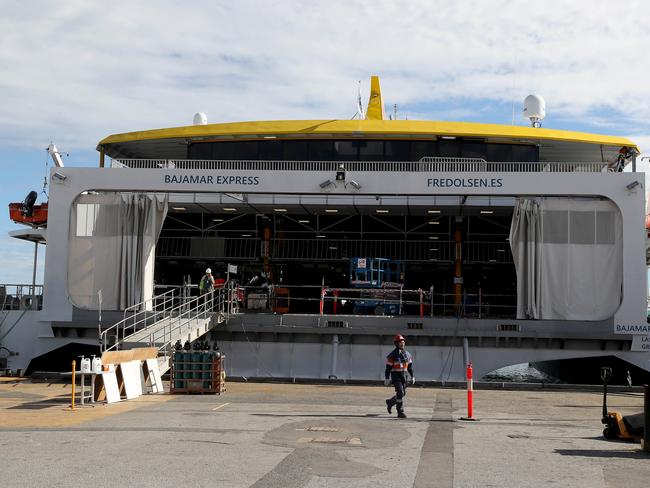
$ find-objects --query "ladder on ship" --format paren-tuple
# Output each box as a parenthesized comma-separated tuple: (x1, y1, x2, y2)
(99, 285, 236, 374)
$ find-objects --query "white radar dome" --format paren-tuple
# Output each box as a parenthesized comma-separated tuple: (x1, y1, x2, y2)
(523, 95, 546, 128)
(193, 112, 208, 125)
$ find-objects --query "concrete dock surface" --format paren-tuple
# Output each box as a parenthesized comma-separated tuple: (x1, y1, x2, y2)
(0, 379, 648, 487)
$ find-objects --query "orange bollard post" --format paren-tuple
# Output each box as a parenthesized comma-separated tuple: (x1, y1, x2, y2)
(319, 288, 325, 315)
(460, 362, 477, 421)
(333, 289, 339, 314)
(467, 362, 473, 419)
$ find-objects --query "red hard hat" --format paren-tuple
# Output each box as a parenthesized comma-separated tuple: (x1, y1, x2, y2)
(393, 334, 405, 343)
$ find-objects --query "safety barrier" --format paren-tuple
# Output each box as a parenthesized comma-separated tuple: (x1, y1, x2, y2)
(99, 283, 237, 356)
(0, 284, 43, 310)
(111, 157, 611, 173)
(234, 284, 517, 318)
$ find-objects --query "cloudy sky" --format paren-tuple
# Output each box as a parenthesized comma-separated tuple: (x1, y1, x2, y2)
(1, 0, 650, 283)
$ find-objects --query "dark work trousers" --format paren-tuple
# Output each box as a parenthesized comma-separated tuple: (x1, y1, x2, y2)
(387, 372, 408, 412)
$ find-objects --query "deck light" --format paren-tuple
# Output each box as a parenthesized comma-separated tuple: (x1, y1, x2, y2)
(428, 221, 439, 224)
(626, 181, 640, 190)
(223, 207, 238, 211)
(298, 219, 310, 223)
(319, 179, 335, 189)
(274, 208, 287, 212)
(52, 171, 67, 182)
(317, 234, 326, 238)
(212, 218, 224, 222)
(480, 210, 494, 214)
(429, 236, 439, 240)
(427, 210, 441, 214)
(241, 234, 252, 237)
(325, 209, 338, 213)
(347, 180, 362, 190)
(376, 209, 389, 214)
(171, 207, 186, 211)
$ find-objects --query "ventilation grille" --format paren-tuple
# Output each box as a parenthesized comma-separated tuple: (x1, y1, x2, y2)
(407, 322, 423, 330)
(326, 320, 348, 328)
(497, 324, 519, 332)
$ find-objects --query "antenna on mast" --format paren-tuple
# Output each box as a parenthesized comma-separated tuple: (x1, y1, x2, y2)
(46, 143, 67, 167)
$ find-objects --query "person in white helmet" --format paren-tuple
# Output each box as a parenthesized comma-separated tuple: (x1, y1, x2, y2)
(199, 268, 215, 311)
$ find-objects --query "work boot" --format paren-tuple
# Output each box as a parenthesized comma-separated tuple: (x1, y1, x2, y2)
(397, 410, 407, 419)
(386, 398, 395, 414)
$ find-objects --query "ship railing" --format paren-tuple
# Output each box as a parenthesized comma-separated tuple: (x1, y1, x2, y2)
(100, 287, 181, 352)
(0, 284, 43, 311)
(110, 158, 611, 173)
(156, 237, 513, 264)
(99, 283, 236, 354)
(235, 284, 517, 319)
(143, 284, 234, 359)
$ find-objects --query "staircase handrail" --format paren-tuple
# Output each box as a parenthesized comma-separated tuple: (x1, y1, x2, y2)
(148, 287, 230, 357)
(100, 287, 185, 352)
(100, 282, 236, 353)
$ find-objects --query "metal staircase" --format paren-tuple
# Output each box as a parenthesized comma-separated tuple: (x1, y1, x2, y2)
(99, 285, 235, 373)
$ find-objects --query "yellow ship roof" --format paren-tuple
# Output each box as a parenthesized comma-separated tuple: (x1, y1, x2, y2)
(98, 119, 639, 162)
(99, 119, 635, 147)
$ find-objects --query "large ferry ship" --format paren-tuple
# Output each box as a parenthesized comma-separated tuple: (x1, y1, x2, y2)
(2, 77, 648, 383)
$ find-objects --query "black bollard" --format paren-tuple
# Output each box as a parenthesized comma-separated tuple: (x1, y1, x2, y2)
(641, 385, 650, 452)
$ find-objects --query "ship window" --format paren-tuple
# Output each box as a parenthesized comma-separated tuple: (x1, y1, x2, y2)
(438, 140, 460, 158)
(188, 143, 213, 160)
(76, 203, 99, 237)
(512, 145, 538, 162)
(358, 141, 384, 161)
(487, 144, 511, 162)
(284, 140, 308, 161)
(212, 142, 237, 160)
(309, 140, 335, 160)
(236, 141, 259, 160)
(542, 210, 569, 243)
(385, 140, 410, 161)
(461, 142, 487, 160)
(570, 212, 595, 244)
(258, 140, 283, 160)
(334, 140, 358, 160)
(411, 141, 438, 160)
(188, 139, 539, 162)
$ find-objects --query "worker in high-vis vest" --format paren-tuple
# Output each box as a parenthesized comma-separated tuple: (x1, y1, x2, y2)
(199, 268, 215, 311)
(384, 334, 415, 418)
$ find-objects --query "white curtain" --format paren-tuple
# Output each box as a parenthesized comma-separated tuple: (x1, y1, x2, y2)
(509, 197, 622, 320)
(68, 193, 168, 310)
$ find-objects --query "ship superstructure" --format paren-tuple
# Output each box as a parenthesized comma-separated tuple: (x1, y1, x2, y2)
(2, 77, 648, 382)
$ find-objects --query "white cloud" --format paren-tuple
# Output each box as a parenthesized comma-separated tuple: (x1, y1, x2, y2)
(1, 0, 650, 150)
